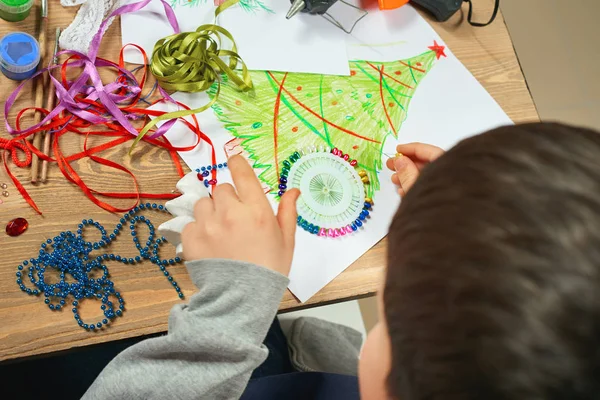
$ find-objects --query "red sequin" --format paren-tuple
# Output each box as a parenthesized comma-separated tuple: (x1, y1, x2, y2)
(6, 217, 28, 237)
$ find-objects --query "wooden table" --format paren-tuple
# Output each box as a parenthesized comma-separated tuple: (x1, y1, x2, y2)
(0, 0, 538, 362)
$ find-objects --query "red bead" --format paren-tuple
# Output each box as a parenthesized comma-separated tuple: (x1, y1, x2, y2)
(339, 152, 345, 159)
(6, 217, 28, 237)
(208, 179, 217, 185)
(332, 148, 340, 156)
(343, 154, 350, 161)
(197, 172, 204, 181)
(350, 160, 357, 167)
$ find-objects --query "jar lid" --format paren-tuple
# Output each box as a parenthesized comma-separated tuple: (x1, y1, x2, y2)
(0, 0, 33, 12)
(0, 32, 40, 74)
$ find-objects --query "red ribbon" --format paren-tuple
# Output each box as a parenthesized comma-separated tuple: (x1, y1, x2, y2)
(2, 46, 216, 214)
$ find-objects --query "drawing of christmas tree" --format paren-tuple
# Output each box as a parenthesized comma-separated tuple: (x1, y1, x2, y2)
(210, 43, 446, 196)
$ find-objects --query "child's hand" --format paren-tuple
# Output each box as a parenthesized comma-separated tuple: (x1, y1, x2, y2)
(386, 143, 444, 196)
(182, 155, 301, 277)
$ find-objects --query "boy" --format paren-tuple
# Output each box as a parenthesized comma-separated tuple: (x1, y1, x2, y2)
(84, 122, 600, 399)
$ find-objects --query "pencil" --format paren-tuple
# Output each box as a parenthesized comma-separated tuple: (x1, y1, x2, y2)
(31, 0, 49, 183)
(41, 28, 61, 183)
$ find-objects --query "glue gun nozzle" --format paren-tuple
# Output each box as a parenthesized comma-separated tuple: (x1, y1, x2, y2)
(286, 0, 306, 20)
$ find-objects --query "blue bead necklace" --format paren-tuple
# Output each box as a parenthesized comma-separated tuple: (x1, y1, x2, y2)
(15, 203, 183, 331)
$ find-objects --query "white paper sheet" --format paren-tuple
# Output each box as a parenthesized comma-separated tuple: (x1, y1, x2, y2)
(120, 0, 350, 75)
(150, 5, 513, 302)
(285, 5, 513, 302)
(151, 92, 235, 182)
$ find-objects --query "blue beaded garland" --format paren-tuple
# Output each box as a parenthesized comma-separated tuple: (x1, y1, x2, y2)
(14, 203, 184, 331)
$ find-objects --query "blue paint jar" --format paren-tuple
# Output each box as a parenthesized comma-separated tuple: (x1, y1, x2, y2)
(0, 32, 40, 81)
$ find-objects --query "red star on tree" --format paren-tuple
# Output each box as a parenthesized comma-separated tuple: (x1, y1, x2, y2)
(428, 40, 447, 60)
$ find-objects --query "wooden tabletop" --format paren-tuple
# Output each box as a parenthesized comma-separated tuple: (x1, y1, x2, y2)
(0, 0, 538, 362)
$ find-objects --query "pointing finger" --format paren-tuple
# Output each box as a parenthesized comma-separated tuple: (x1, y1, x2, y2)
(228, 155, 269, 206)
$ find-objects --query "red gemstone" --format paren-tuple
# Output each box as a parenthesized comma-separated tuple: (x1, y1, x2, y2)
(6, 217, 28, 237)
(197, 172, 204, 181)
(350, 160, 358, 166)
(208, 179, 217, 185)
(343, 154, 350, 161)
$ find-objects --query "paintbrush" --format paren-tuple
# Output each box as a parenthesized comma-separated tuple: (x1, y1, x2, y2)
(41, 27, 61, 184)
(30, 0, 49, 183)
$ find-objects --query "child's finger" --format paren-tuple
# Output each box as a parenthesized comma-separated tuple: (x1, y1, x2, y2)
(228, 155, 269, 206)
(212, 183, 239, 211)
(396, 143, 444, 163)
(394, 154, 420, 196)
(386, 156, 396, 171)
(277, 188, 301, 253)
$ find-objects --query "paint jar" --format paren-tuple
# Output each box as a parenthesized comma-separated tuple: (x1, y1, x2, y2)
(0, 32, 40, 81)
(0, 0, 34, 22)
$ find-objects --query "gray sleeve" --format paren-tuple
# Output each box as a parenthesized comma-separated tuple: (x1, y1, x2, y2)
(83, 259, 290, 400)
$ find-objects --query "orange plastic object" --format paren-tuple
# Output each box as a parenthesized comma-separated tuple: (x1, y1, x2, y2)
(378, 0, 410, 10)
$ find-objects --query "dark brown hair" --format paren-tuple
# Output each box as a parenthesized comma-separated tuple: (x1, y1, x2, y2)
(384, 123, 600, 400)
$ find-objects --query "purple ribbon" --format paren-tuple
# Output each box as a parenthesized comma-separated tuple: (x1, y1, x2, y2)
(5, 0, 182, 139)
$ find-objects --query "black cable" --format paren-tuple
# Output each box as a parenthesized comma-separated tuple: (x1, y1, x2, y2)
(465, 0, 500, 27)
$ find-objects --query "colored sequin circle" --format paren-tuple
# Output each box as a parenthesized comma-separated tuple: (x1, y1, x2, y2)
(288, 152, 364, 228)
(277, 147, 374, 238)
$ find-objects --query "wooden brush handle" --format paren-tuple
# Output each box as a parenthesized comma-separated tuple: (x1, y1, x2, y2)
(30, 16, 48, 183)
(40, 74, 56, 183)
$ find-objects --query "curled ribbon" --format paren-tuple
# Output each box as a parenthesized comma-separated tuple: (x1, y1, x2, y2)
(2, 0, 242, 213)
(134, 0, 254, 150)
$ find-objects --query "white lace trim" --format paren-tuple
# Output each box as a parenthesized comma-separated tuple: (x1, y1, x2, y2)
(60, 0, 123, 54)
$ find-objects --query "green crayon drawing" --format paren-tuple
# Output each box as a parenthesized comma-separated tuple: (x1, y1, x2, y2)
(210, 45, 444, 197)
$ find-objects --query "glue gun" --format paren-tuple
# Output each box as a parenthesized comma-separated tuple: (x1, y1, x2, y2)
(286, 0, 339, 19)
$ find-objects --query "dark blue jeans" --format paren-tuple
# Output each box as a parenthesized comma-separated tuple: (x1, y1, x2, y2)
(250, 317, 296, 379)
(245, 318, 360, 400)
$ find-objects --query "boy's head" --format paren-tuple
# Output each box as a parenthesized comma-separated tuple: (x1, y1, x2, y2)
(359, 123, 600, 399)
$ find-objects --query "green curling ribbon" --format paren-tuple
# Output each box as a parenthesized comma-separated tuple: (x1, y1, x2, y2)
(131, 0, 253, 152)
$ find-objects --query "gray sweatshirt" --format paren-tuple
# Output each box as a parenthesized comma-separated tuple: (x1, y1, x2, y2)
(82, 259, 289, 400)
